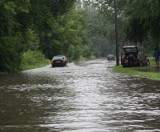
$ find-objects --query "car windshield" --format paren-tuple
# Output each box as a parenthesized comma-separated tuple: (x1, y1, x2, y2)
(123, 47, 137, 53)
(108, 55, 114, 57)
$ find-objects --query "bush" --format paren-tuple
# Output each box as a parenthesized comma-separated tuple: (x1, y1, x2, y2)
(0, 38, 21, 72)
(21, 50, 49, 70)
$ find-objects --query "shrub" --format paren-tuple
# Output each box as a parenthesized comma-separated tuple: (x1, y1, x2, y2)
(21, 50, 48, 70)
(0, 38, 21, 72)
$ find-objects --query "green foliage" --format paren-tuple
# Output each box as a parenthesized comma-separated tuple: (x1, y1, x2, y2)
(27, 0, 78, 59)
(78, 0, 122, 57)
(21, 50, 45, 65)
(82, 0, 160, 54)
(0, 0, 29, 72)
(58, 8, 91, 59)
(0, 37, 21, 72)
(3, 0, 160, 74)
(124, 0, 160, 45)
(40, 6, 92, 61)
(23, 28, 40, 51)
(112, 64, 160, 81)
(21, 50, 49, 70)
(0, 0, 76, 72)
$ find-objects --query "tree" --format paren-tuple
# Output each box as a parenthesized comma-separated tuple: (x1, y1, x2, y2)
(28, 0, 76, 58)
(0, 1, 24, 72)
(0, 0, 76, 72)
(124, 0, 160, 47)
(46, 7, 92, 60)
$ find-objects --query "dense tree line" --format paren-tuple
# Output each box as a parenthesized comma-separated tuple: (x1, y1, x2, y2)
(1, 0, 160, 72)
(124, 0, 160, 50)
(82, 0, 160, 54)
(0, 0, 92, 72)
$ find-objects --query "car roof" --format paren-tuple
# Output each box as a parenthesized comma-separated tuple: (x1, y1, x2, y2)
(53, 55, 66, 57)
(122, 45, 138, 53)
(123, 45, 137, 48)
(53, 55, 66, 59)
(108, 54, 114, 56)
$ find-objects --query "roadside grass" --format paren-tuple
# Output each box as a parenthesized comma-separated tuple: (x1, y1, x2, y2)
(21, 59, 50, 70)
(0, 72, 8, 75)
(112, 58, 160, 80)
(21, 50, 50, 70)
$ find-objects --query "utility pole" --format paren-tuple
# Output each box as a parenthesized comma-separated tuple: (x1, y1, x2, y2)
(114, 0, 119, 66)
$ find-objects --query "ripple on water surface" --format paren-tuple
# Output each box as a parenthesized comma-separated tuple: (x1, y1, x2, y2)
(0, 60, 160, 131)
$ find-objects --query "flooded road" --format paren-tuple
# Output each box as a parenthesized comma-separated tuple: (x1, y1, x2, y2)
(0, 59, 160, 132)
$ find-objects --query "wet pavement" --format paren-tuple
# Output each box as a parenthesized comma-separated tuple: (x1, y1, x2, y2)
(0, 59, 160, 132)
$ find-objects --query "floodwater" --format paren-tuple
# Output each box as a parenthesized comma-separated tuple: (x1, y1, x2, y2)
(0, 59, 160, 132)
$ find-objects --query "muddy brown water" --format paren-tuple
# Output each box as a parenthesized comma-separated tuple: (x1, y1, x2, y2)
(0, 59, 160, 132)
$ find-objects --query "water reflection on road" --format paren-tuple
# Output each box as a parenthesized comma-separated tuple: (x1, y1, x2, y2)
(0, 59, 160, 132)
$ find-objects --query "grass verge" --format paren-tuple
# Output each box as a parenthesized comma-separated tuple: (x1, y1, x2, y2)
(21, 59, 50, 70)
(112, 58, 160, 80)
(21, 50, 50, 71)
